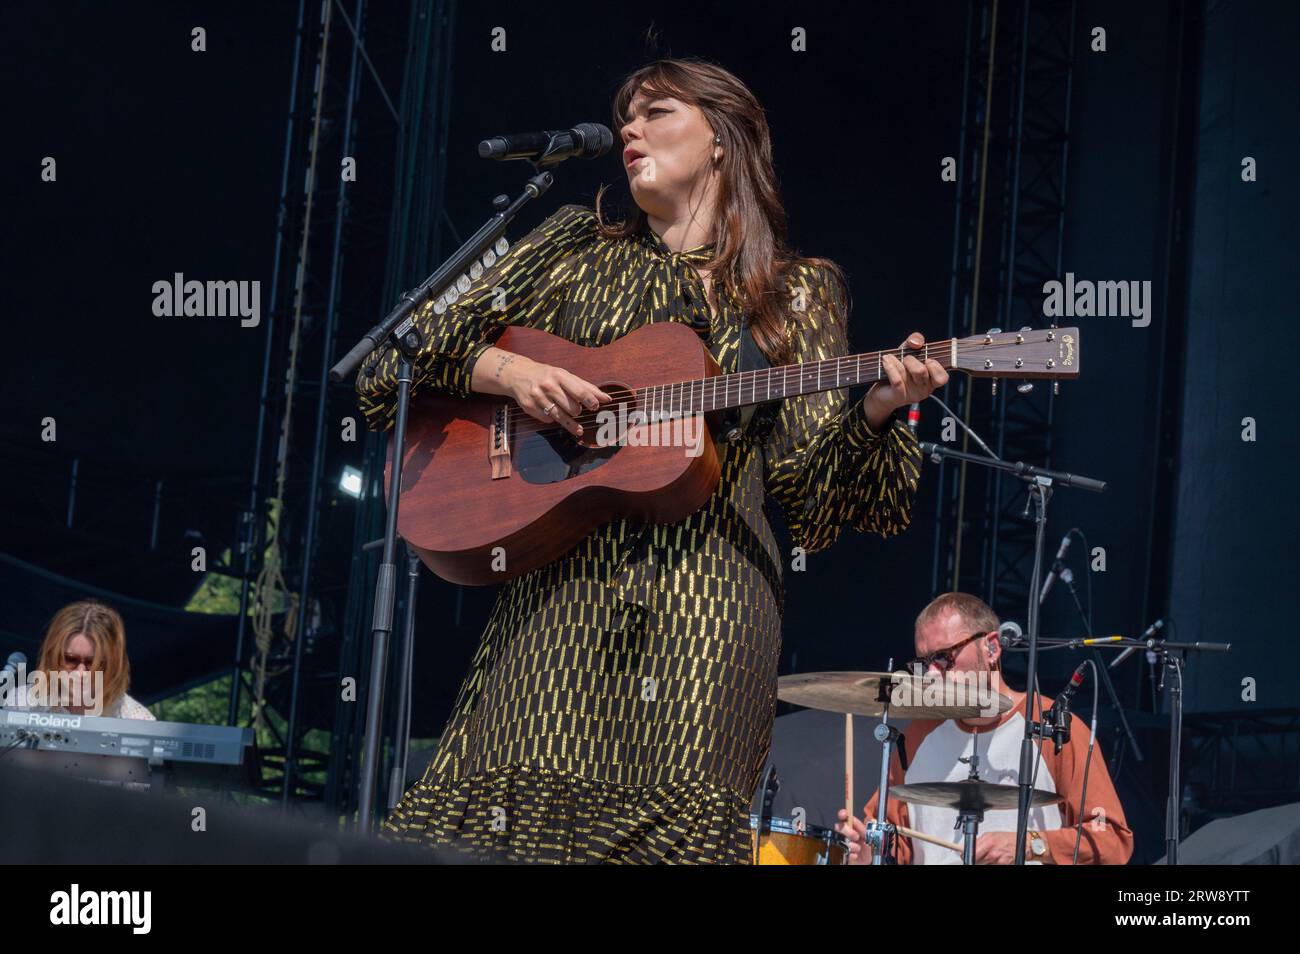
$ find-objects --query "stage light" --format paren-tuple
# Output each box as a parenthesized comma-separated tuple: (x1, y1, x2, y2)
(339, 466, 363, 498)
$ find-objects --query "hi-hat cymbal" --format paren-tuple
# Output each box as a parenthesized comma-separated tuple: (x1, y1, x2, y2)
(776, 671, 1012, 721)
(891, 780, 1064, 812)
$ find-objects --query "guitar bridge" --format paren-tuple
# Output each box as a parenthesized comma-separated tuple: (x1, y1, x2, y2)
(488, 404, 512, 479)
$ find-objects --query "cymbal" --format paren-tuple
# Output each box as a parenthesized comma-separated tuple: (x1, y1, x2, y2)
(776, 671, 1012, 721)
(891, 780, 1064, 812)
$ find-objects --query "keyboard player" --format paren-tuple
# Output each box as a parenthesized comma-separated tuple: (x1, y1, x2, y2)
(6, 599, 155, 721)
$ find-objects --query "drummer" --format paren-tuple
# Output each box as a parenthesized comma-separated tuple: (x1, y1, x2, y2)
(837, 592, 1133, 864)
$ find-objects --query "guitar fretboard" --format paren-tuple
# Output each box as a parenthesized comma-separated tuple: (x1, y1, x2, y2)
(634, 340, 957, 416)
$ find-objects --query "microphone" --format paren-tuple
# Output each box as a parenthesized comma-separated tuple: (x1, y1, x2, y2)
(1109, 619, 1164, 670)
(1045, 662, 1087, 753)
(1038, 532, 1073, 604)
(998, 621, 1023, 648)
(478, 123, 614, 164)
(1055, 662, 1087, 707)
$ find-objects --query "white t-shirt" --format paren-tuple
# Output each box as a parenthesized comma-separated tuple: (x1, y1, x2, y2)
(902, 710, 1062, 865)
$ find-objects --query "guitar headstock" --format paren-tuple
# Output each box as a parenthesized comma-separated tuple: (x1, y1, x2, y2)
(953, 327, 1080, 380)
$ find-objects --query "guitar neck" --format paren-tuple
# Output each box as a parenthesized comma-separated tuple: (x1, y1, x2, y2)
(646, 340, 958, 416)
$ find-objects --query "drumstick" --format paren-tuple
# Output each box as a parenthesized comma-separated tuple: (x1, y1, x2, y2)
(844, 714, 853, 824)
(894, 823, 963, 854)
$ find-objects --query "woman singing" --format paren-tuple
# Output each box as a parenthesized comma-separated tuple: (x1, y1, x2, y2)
(356, 58, 947, 863)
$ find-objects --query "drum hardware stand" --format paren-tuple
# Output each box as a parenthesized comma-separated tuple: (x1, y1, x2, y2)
(751, 765, 780, 865)
(954, 753, 985, 865)
(864, 666, 901, 865)
(330, 165, 561, 830)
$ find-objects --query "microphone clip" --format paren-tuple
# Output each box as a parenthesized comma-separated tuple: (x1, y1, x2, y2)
(1044, 695, 1073, 756)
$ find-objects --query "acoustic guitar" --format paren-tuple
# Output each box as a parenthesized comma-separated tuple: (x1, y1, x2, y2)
(385, 322, 1079, 584)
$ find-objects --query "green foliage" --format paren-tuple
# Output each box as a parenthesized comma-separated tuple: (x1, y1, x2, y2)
(156, 500, 437, 810)
(185, 549, 243, 615)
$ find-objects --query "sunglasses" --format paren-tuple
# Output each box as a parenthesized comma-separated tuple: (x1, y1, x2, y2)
(907, 631, 992, 672)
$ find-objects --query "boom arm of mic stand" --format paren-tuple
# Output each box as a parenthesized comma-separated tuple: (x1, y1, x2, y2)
(919, 442, 1108, 493)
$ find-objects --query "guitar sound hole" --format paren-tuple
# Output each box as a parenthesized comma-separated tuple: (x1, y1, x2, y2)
(515, 385, 629, 485)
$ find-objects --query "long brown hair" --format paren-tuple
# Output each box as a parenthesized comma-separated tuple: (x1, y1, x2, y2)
(35, 599, 132, 709)
(596, 57, 848, 366)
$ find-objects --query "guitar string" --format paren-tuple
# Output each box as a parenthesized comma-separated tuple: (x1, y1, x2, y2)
(501, 343, 955, 438)
(496, 339, 1069, 439)
(499, 339, 1070, 439)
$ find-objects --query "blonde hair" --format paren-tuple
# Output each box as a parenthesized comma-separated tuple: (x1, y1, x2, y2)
(35, 599, 132, 710)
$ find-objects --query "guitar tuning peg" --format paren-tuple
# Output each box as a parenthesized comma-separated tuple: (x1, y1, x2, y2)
(1017, 381, 1034, 394)
(1053, 381, 1060, 396)
(991, 379, 998, 396)
(987, 327, 1002, 335)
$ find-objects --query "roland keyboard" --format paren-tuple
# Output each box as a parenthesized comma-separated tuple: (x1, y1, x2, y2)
(1, 708, 258, 790)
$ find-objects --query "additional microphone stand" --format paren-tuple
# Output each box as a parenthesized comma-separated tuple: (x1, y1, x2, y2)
(919, 439, 1106, 865)
(330, 164, 558, 831)
(1147, 639, 1231, 864)
(1012, 631, 1229, 864)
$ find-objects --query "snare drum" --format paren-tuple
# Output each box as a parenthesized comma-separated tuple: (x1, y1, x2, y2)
(749, 814, 848, 865)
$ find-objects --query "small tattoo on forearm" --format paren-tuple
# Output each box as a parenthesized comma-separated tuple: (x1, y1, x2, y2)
(495, 354, 517, 379)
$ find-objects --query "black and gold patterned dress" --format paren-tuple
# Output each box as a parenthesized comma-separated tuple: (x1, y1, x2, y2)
(356, 204, 922, 863)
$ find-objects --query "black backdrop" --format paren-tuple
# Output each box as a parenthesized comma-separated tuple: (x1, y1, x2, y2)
(1167, 0, 1300, 712)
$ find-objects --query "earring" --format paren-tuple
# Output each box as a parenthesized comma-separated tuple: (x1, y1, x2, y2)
(713, 133, 722, 144)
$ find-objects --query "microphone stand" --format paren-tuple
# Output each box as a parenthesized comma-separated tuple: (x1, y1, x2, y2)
(1148, 639, 1229, 864)
(1008, 631, 1229, 864)
(919, 440, 1105, 865)
(330, 164, 557, 831)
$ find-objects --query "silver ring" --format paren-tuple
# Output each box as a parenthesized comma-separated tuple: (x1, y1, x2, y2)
(543, 403, 557, 416)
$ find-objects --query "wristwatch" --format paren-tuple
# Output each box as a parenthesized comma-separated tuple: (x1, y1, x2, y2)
(1027, 830, 1048, 859)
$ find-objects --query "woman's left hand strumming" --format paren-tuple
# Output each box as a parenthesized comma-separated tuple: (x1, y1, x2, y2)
(863, 332, 950, 432)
